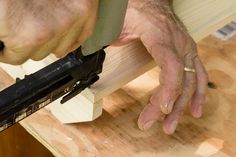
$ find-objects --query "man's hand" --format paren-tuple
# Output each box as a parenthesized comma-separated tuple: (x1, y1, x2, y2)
(0, 0, 98, 64)
(113, 0, 208, 134)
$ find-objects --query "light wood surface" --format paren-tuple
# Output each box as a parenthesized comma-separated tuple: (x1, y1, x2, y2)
(1, 0, 236, 123)
(0, 35, 235, 156)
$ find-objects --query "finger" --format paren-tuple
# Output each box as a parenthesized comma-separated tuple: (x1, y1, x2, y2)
(0, 47, 32, 65)
(31, 17, 75, 60)
(163, 53, 197, 134)
(60, 11, 98, 57)
(140, 33, 184, 114)
(53, 3, 97, 58)
(138, 88, 163, 130)
(53, 20, 85, 57)
(0, 35, 46, 64)
(0, 20, 55, 63)
(30, 46, 56, 61)
(191, 57, 208, 118)
(30, 35, 61, 60)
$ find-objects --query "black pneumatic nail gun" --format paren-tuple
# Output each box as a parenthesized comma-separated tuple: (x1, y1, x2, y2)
(0, 44, 106, 132)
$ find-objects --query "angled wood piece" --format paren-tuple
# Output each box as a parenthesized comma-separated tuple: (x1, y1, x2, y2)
(1, 0, 236, 123)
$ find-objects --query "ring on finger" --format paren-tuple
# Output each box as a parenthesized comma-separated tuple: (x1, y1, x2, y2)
(184, 67, 196, 73)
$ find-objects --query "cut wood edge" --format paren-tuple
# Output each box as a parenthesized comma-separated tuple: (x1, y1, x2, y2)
(20, 120, 64, 157)
(48, 95, 103, 123)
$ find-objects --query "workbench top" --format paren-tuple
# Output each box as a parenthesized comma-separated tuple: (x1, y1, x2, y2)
(0, 0, 236, 156)
(0, 35, 235, 157)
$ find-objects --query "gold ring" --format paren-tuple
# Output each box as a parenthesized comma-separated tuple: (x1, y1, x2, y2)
(184, 67, 196, 73)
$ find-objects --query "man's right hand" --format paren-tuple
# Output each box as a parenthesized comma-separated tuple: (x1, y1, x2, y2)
(0, 0, 98, 64)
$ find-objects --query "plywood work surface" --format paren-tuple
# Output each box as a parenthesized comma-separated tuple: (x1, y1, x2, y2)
(0, 35, 235, 156)
(1, 0, 236, 125)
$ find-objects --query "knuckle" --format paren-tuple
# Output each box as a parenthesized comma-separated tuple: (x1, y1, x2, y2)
(186, 78, 197, 89)
(82, 28, 94, 38)
(52, 51, 64, 58)
(67, 0, 94, 17)
(31, 57, 41, 61)
(200, 71, 209, 84)
(149, 98, 158, 108)
(3, 19, 54, 49)
(159, 14, 169, 23)
(29, 28, 53, 45)
(176, 107, 185, 116)
(58, 17, 74, 31)
(162, 81, 182, 97)
(31, 54, 47, 61)
(166, 52, 184, 69)
(26, 19, 54, 45)
(12, 28, 53, 49)
(175, 58, 184, 70)
(175, 85, 183, 95)
(185, 52, 198, 60)
(7, 57, 27, 65)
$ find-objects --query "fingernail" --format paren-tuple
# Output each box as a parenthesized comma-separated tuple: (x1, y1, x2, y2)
(196, 105, 202, 118)
(161, 101, 174, 114)
(143, 120, 156, 130)
(161, 104, 169, 114)
(168, 120, 178, 134)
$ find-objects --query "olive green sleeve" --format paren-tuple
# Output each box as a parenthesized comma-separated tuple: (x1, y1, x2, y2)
(81, 0, 128, 55)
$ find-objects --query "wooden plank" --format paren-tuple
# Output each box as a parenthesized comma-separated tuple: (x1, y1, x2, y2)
(1, 0, 236, 123)
(0, 35, 235, 156)
(173, 0, 236, 41)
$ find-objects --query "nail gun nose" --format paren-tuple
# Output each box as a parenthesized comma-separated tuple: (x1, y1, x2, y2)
(0, 41, 5, 51)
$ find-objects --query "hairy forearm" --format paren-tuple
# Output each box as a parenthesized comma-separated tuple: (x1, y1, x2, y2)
(128, 0, 187, 32)
(128, 0, 172, 8)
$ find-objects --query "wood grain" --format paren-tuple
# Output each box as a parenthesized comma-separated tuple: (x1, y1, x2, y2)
(1, 0, 236, 123)
(0, 35, 234, 156)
